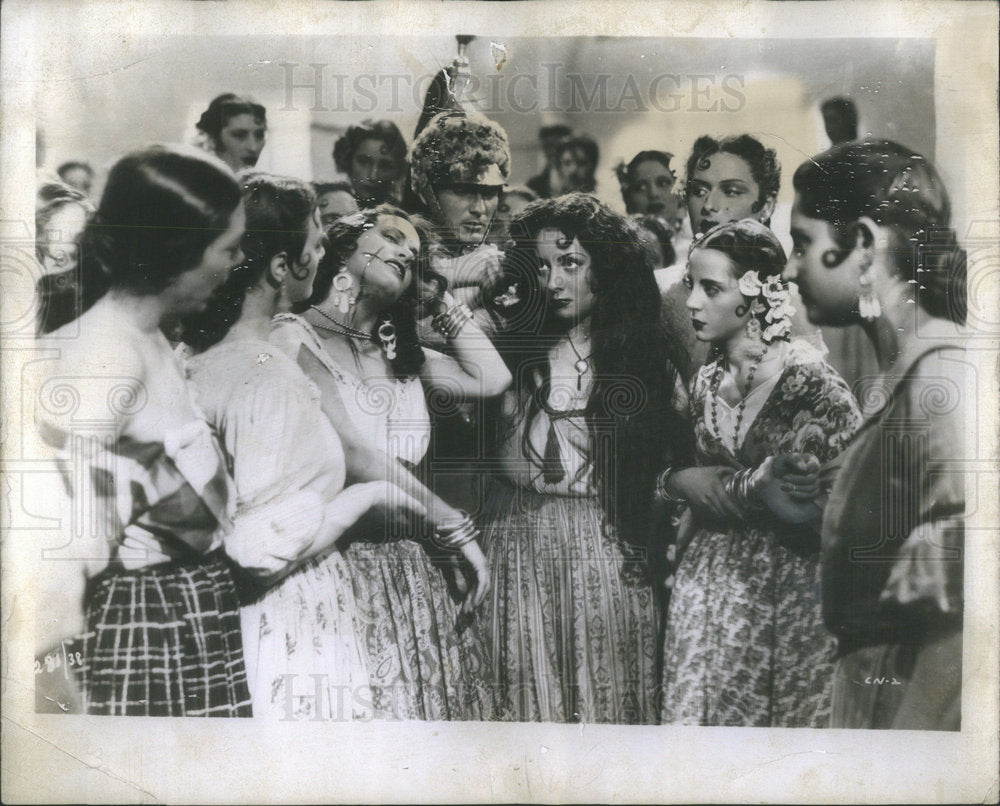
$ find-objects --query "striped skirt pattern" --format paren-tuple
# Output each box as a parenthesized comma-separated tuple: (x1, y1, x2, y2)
(480, 480, 661, 724)
(75, 552, 252, 717)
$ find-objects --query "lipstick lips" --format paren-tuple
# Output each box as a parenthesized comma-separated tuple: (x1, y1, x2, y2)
(550, 297, 572, 309)
(691, 318, 706, 330)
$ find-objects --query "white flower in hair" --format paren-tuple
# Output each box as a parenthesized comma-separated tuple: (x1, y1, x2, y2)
(738, 270, 763, 297)
(761, 275, 790, 304)
(762, 318, 792, 343)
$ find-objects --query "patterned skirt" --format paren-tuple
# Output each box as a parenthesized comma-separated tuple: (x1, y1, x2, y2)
(74, 551, 252, 717)
(342, 533, 494, 721)
(240, 550, 373, 722)
(480, 479, 661, 724)
(662, 524, 836, 727)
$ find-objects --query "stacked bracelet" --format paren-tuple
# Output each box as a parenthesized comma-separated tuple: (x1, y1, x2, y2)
(655, 466, 687, 506)
(434, 511, 480, 548)
(432, 303, 474, 340)
(724, 468, 764, 511)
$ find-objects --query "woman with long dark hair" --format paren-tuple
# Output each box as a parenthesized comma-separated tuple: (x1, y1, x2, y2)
(481, 192, 691, 723)
(786, 140, 967, 730)
(180, 173, 423, 720)
(659, 219, 861, 727)
(33, 145, 251, 716)
(271, 205, 511, 720)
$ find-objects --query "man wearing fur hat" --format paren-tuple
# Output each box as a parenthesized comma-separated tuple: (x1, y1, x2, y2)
(409, 110, 512, 324)
(408, 110, 513, 513)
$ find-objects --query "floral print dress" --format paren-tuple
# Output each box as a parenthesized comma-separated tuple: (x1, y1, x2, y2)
(661, 340, 862, 727)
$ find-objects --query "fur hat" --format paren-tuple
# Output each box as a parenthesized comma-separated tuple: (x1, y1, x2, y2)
(409, 111, 511, 201)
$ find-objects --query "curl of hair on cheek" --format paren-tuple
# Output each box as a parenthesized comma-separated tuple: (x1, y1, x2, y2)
(735, 303, 749, 317)
(751, 200, 761, 213)
(697, 157, 712, 172)
(289, 254, 312, 281)
(821, 248, 847, 268)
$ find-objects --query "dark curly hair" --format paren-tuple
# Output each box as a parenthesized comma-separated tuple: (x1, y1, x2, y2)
(180, 171, 316, 352)
(491, 192, 692, 566)
(297, 205, 436, 380)
(196, 93, 267, 143)
(332, 120, 408, 177)
(793, 139, 966, 325)
(685, 134, 780, 210)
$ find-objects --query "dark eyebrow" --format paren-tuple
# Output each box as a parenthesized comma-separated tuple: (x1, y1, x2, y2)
(718, 179, 751, 188)
(789, 227, 810, 242)
(699, 278, 724, 289)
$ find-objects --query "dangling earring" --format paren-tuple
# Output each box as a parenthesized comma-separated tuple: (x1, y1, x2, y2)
(858, 274, 881, 321)
(378, 317, 397, 360)
(332, 266, 355, 314)
(745, 316, 763, 341)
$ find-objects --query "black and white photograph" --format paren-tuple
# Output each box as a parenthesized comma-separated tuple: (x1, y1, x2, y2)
(1, 0, 998, 802)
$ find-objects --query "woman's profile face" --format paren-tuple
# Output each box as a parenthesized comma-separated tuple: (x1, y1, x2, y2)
(536, 228, 596, 324)
(684, 247, 750, 344)
(340, 213, 420, 305)
(685, 152, 767, 235)
(216, 113, 266, 172)
(785, 198, 862, 326)
(286, 208, 326, 303)
(39, 203, 88, 275)
(165, 206, 246, 315)
(627, 159, 677, 217)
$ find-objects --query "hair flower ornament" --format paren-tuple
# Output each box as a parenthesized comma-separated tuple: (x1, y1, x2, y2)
(739, 271, 795, 343)
(738, 270, 764, 297)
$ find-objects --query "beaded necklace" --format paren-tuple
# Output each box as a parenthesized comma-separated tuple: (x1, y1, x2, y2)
(309, 305, 374, 341)
(709, 344, 768, 453)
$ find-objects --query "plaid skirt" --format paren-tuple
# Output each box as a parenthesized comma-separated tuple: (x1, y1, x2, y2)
(74, 551, 252, 717)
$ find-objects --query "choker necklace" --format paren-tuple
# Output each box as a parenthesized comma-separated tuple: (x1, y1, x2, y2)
(709, 345, 768, 453)
(309, 305, 373, 341)
(566, 335, 592, 392)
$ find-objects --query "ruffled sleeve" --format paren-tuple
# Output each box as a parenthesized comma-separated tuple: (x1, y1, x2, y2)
(216, 353, 347, 582)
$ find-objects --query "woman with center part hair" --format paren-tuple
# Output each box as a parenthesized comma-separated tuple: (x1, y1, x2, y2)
(272, 205, 511, 720)
(659, 219, 861, 727)
(33, 145, 251, 716)
(181, 174, 423, 721)
(482, 193, 692, 724)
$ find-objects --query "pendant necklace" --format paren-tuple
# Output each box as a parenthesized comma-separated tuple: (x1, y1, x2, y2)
(566, 335, 592, 392)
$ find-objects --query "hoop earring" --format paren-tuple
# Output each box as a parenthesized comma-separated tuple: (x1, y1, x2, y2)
(332, 266, 355, 314)
(378, 317, 397, 360)
(858, 275, 881, 321)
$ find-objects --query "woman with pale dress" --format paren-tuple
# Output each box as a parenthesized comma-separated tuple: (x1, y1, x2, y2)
(481, 193, 691, 723)
(659, 219, 861, 726)
(181, 173, 422, 720)
(272, 204, 511, 720)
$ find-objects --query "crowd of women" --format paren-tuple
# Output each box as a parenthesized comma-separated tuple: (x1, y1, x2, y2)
(32, 91, 967, 730)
